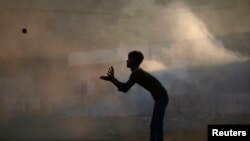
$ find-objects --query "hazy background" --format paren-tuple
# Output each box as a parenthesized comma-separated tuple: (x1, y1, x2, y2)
(0, 0, 250, 140)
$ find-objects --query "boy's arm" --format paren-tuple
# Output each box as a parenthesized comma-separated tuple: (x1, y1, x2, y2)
(110, 77, 135, 93)
(100, 66, 135, 93)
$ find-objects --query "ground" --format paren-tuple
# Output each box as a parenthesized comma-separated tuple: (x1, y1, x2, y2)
(0, 114, 249, 141)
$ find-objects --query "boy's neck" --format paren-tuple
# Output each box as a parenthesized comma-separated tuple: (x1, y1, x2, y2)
(131, 67, 139, 72)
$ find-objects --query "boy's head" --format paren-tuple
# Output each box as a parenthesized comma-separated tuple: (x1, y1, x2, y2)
(127, 51, 144, 68)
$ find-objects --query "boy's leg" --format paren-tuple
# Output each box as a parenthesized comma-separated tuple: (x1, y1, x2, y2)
(150, 98, 168, 141)
(150, 101, 157, 141)
(157, 101, 166, 141)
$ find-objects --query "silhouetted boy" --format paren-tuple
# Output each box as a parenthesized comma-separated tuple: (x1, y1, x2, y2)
(100, 51, 169, 141)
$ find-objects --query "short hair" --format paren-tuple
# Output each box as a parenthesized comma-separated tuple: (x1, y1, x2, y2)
(128, 51, 144, 66)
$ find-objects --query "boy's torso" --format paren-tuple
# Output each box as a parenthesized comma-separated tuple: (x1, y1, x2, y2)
(130, 68, 168, 100)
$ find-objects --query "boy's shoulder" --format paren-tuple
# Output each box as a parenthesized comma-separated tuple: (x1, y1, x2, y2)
(132, 68, 148, 77)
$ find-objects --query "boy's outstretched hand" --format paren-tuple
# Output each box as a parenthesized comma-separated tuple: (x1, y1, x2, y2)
(100, 66, 114, 81)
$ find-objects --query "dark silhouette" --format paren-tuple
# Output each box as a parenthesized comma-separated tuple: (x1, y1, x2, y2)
(22, 28, 27, 34)
(100, 51, 169, 141)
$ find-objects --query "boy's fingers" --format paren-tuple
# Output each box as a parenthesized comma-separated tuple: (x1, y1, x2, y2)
(109, 66, 113, 71)
(108, 70, 113, 74)
(107, 71, 111, 76)
(100, 76, 106, 80)
(100, 76, 110, 81)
